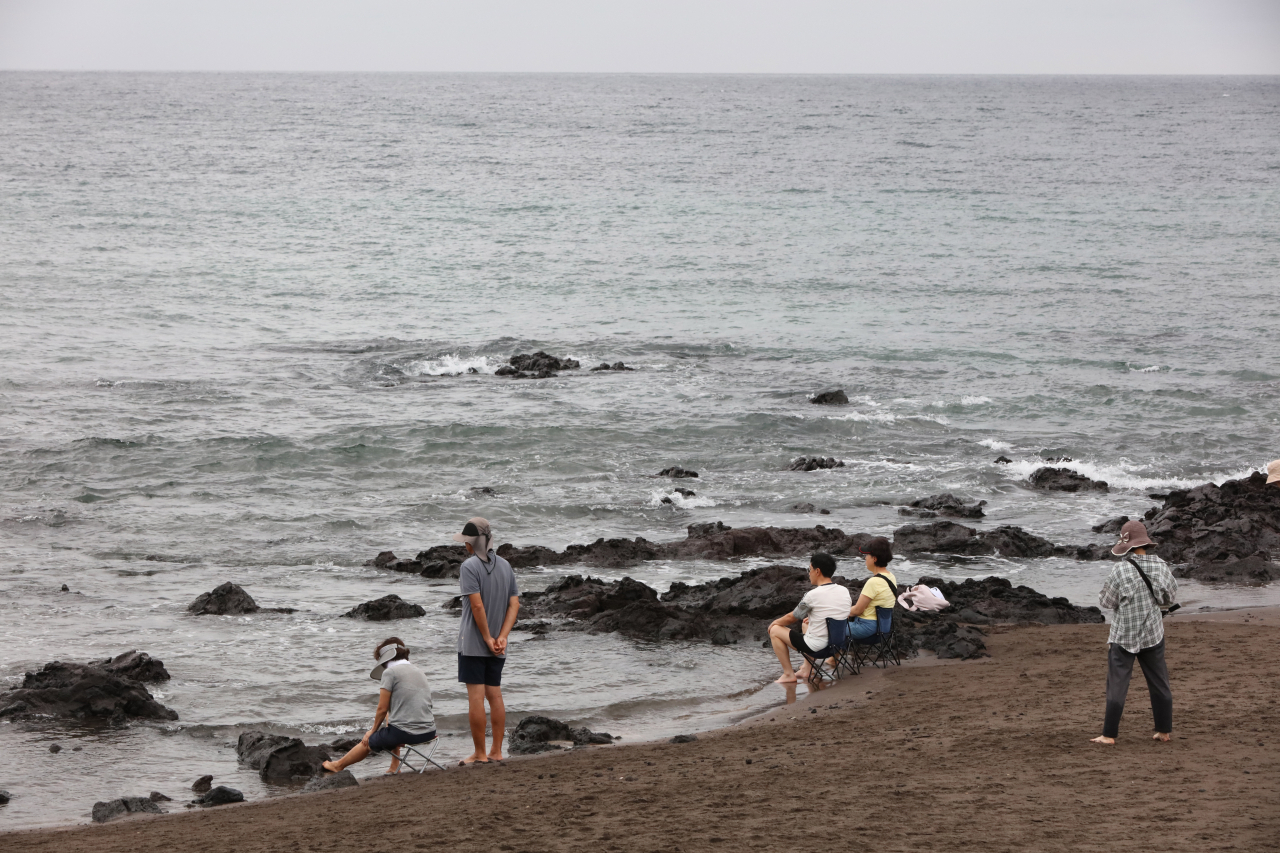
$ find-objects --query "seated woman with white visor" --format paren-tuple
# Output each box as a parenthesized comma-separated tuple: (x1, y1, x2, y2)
(322, 637, 436, 774)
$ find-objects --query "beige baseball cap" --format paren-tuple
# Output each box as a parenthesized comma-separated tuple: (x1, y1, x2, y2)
(452, 516, 494, 555)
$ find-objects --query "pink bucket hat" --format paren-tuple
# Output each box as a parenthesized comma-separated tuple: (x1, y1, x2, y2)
(1267, 460, 1280, 485)
(1112, 519, 1156, 556)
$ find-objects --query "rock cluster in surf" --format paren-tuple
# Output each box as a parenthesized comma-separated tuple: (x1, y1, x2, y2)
(898, 493, 987, 520)
(1027, 466, 1109, 493)
(495, 351, 581, 379)
(0, 655, 178, 724)
(790, 456, 845, 472)
(342, 594, 426, 621)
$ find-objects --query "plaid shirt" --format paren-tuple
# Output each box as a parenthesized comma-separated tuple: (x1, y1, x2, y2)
(1099, 553, 1177, 653)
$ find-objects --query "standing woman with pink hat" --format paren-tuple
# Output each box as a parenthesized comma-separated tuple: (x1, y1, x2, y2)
(1091, 520, 1179, 745)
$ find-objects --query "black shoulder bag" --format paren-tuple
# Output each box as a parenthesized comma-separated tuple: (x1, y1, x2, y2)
(1126, 557, 1180, 618)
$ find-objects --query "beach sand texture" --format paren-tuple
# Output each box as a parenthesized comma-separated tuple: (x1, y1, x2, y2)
(6, 614, 1276, 853)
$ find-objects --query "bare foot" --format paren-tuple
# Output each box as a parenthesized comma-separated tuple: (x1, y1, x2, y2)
(459, 754, 490, 766)
(321, 760, 342, 772)
(795, 666, 812, 680)
(1090, 736, 1115, 745)
(775, 673, 798, 684)
(487, 752, 505, 762)
(1153, 732, 1171, 742)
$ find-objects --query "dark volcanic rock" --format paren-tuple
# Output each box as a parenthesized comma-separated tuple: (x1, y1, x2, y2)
(930, 624, 990, 660)
(0, 661, 178, 724)
(236, 731, 331, 783)
(1141, 472, 1280, 572)
(302, 770, 358, 793)
(0, 789, 10, 804)
(496, 352, 580, 378)
(508, 716, 612, 755)
(810, 390, 849, 405)
(790, 456, 845, 472)
(916, 575, 1104, 626)
(1027, 467, 1109, 493)
(92, 796, 164, 823)
(341, 594, 426, 621)
(657, 467, 699, 479)
(590, 361, 635, 372)
(994, 456, 1013, 464)
(367, 551, 397, 568)
(900, 494, 986, 520)
(1174, 555, 1280, 583)
(1092, 516, 1130, 535)
(892, 521, 1082, 560)
(49, 743, 62, 753)
(192, 786, 244, 807)
(149, 791, 171, 802)
(670, 734, 698, 743)
(191, 775, 213, 793)
(188, 582, 259, 615)
(93, 650, 170, 683)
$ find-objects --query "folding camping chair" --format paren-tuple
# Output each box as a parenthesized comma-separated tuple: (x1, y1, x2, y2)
(394, 735, 446, 774)
(851, 605, 901, 669)
(799, 618, 849, 687)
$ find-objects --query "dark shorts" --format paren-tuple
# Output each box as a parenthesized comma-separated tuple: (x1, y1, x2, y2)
(458, 653, 506, 686)
(789, 626, 827, 657)
(367, 724, 436, 754)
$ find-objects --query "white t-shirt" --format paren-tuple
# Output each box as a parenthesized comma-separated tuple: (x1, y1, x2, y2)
(792, 582, 853, 651)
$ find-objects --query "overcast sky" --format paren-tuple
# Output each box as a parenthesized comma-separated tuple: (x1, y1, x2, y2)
(1, 0, 1277, 74)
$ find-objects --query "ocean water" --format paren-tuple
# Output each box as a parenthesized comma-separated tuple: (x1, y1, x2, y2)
(1, 73, 1278, 828)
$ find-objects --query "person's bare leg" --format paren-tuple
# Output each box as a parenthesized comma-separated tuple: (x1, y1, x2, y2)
(1089, 736, 1115, 745)
(462, 683, 490, 764)
(485, 684, 506, 760)
(769, 624, 798, 683)
(322, 742, 370, 772)
(1153, 731, 1171, 742)
(387, 745, 402, 773)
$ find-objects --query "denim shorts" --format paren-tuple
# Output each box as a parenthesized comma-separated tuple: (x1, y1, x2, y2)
(458, 653, 506, 686)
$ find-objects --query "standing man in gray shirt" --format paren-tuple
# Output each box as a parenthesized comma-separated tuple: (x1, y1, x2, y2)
(453, 517, 520, 765)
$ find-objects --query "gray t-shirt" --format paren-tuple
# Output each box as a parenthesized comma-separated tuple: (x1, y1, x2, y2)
(378, 662, 435, 735)
(456, 550, 519, 658)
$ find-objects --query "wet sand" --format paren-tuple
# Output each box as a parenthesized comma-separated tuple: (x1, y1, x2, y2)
(5, 610, 1278, 853)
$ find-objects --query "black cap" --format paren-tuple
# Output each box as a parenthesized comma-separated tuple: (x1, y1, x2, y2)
(859, 536, 893, 568)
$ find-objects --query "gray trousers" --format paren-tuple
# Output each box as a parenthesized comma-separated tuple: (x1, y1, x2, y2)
(1103, 639, 1172, 738)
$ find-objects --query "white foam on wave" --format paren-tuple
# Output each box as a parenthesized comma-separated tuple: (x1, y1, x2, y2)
(649, 490, 717, 509)
(1128, 364, 1165, 373)
(978, 438, 1014, 452)
(961, 395, 992, 406)
(1001, 457, 1258, 492)
(408, 354, 500, 376)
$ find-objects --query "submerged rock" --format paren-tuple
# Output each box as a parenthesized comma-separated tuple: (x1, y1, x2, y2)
(149, 791, 171, 802)
(191, 775, 213, 793)
(657, 467, 699, 479)
(994, 456, 1013, 464)
(92, 796, 164, 823)
(0, 661, 178, 724)
(0, 790, 10, 805)
(236, 731, 332, 783)
(810, 390, 849, 405)
(495, 351, 580, 378)
(192, 786, 244, 807)
(342, 595, 426, 621)
(590, 361, 635, 372)
(1027, 467, 1109, 493)
(789, 456, 845, 472)
(302, 770, 358, 793)
(900, 493, 986, 520)
(188, 582, 259, 615)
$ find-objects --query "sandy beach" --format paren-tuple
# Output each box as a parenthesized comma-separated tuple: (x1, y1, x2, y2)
(4, 609, 1276, 853)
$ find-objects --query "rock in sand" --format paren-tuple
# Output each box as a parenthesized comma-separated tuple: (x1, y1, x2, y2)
(191, 775, 213, 793)
(92, 796, 164, 823)
(192, 786, 244, 807)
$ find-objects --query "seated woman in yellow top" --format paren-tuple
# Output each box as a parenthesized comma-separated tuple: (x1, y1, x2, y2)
(848, 536, 897, 640)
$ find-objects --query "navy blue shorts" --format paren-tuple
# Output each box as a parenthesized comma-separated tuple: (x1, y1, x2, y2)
(367, 724, 436, 754)
(458, 653, 506, 686)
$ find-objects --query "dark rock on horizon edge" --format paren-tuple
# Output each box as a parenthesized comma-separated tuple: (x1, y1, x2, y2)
(790, 456, 845, 472)
(0, 659, 178, 724)
(1028, 466, 1109, 493)
(188, 582, 259, 615)
(657, 467, 699, 478)
(342, 594, 427, 621)
(92, 796, 164, 823)
(810, 390, 849, 405)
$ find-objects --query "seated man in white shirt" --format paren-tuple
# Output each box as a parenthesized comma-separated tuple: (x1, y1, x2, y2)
(767, 553, 852, 684)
